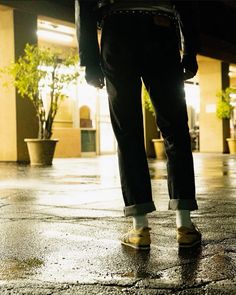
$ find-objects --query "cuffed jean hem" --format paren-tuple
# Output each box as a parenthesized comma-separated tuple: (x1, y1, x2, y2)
(168, 199, 198, 211)
(124, 201, 156, 217)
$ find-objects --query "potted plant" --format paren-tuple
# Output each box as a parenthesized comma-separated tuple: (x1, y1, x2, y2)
(216, 86, 236, 154)
(1, 43, 79, 165)
(142, 85, 166, 160)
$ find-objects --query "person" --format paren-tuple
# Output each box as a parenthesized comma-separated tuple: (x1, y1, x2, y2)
(75, 0, 201, 250)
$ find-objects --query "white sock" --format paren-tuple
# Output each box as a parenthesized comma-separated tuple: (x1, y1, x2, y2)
(133, 214, 148, 230)
(176, 210, 193, 229)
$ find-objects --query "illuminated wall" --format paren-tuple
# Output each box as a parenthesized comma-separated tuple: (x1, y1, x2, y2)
(198, 56, 224, 152)
(0, 6, 38, 162)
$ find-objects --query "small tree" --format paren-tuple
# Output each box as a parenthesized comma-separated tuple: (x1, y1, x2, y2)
(216, 87, 236, 139)
(1, 43, 79, 139)
(142, 84, 155, 116)
(142, 84, 163, 139)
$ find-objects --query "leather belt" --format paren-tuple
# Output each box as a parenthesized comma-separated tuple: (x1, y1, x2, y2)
(97, 1, 177, 27)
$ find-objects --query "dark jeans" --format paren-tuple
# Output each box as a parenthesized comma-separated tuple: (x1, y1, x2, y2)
(101, 14, 198, 216)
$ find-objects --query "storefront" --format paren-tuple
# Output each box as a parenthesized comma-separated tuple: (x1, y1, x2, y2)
(0, 3, 117, 162)
(37, 17, 117, 157)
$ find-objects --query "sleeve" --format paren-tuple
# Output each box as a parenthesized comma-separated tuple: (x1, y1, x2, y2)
(173, 0, 200, 55)
(75, 0, 101, 67)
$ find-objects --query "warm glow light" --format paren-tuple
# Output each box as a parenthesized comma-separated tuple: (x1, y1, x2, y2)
(229, 65, 236, 77)
(184, 83, 200, 113)
(230, 93, 236, 98)
(38, 20, 75, 35)
(37, 29, 73, 43)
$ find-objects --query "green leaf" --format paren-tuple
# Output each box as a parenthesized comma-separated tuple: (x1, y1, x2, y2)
(216, 87, 236, 119)
(0, 43, 80, 139)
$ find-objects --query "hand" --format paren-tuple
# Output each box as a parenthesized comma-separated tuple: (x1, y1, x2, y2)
(85, 65, 105, 89)
(181, 54, 198, 80)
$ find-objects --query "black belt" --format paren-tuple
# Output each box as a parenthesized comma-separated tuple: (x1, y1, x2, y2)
(97, 1, 178, 26)
(97, 0, 174, 13)
(97, 2, 182, 50)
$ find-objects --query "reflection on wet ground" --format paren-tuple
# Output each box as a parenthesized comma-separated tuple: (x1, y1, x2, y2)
(0, 153, 236, 294)
(0, 257, 44, 280)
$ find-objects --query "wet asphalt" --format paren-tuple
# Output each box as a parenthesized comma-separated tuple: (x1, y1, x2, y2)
(0, 153, 236, 294)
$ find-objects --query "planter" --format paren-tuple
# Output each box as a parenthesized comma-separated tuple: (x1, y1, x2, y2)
(24, 139, 58, 166)
(152, 139, 166, 160)
(226, 138, 236, 154)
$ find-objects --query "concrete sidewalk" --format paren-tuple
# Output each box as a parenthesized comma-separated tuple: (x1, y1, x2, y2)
(0, 153, 236, 294)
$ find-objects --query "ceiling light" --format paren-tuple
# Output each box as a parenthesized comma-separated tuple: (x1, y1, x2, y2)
(37, 29, 73, 43)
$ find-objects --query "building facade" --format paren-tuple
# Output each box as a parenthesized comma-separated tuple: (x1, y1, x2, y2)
(0, 0, 236, 162)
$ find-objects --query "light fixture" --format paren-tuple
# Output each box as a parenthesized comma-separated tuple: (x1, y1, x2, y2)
(37, 19, 75, 45)
(37, 29, 73, 43)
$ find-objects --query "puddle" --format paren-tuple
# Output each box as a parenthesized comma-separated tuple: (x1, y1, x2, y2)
(0, 258, 44, 279)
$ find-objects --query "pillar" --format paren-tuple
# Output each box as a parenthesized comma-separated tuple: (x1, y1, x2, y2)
(221, 62, 230, 153)
(0, 7, 38, 162)
(198, 56, 226, 152)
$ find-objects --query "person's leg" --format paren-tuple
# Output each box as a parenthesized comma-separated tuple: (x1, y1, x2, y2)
(101, 15, 156, 220)
(100, 15, 155, 250)
(142, 23, 196, 207)
(141, 20, 200, 246)
(105, 74, 155, 215)
(143, 63, 201, 247)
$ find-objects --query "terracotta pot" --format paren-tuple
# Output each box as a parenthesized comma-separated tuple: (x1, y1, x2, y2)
(24, 139, 58, 166)
(152, 139, 166, 160)
(226, 138, 236, 154)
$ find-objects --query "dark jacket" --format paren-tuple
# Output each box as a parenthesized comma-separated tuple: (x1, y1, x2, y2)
(75, 0, 199, 67)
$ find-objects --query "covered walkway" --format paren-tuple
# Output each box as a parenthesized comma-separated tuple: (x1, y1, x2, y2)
(0, 153, 235, 294)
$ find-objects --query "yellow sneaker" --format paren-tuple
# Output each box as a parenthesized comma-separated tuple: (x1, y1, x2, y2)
(177, 224, 202, 248)
(121, 227, 151, 250)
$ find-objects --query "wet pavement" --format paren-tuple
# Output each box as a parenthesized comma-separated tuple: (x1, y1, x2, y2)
(0, 153, 236, 294)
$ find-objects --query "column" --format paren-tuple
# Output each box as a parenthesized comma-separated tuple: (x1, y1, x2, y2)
(0, 7, 38, 162)
(198, 56, 225, 152)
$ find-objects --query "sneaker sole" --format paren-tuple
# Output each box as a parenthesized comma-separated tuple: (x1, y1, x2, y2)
(178, 239, 201, 248)
(121, 241, 150, 250)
